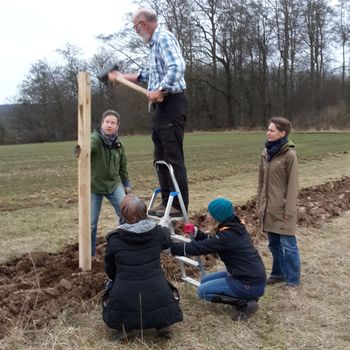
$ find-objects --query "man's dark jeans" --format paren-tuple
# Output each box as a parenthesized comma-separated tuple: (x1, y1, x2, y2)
(151, 93, 188, 210)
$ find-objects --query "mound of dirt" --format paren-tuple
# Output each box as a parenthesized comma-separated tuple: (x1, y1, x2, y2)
(236, 176, 350, 241)
(1, 177, 349, 337)
(0, 246, 105, 335)
(0, 237, 217, 337)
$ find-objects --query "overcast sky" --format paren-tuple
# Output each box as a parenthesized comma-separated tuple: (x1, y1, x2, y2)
(0, 0, 137, 105)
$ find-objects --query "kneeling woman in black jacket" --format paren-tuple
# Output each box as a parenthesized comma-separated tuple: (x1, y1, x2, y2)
(170, 197, 266, 320)
(103, 194, 183, 340)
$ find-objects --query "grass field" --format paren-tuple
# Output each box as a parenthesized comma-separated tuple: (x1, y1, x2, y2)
(1, 131, 350, 349)
(1, 131, 350, 261)
(1, 131, 350, 211)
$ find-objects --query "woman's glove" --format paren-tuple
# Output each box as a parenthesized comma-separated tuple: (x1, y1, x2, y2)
(183, 223, 198, 237)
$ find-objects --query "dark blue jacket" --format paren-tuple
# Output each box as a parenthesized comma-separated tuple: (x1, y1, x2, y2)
(170, 215, 266, 286)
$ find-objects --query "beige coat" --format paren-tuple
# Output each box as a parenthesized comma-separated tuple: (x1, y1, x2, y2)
(257, 142, 299, 235)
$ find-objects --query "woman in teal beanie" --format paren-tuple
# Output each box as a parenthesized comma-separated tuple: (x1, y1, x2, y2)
(170, 197, 266, 320)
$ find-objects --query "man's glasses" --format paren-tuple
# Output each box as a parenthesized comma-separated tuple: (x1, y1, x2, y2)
(133, 21, 143, 30)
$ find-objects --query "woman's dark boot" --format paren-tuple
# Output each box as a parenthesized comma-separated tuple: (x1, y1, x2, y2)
(114, 329, 132, 342)
(156, 326, 172, 339)
(232, 300, 259, 321)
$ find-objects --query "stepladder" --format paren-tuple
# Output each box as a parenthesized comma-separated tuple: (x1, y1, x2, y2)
(148, 160, 206, 287)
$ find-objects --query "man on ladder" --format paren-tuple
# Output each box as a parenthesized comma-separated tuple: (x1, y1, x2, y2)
(106, 8, 198, 285)
(109, 8, 189, 218)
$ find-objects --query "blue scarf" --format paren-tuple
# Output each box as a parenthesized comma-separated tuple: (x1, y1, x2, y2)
(100, 128, 118, 147)
(265, 136, 288, 161)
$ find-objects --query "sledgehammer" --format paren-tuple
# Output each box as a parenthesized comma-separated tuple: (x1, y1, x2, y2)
(97, 64, 163, 102)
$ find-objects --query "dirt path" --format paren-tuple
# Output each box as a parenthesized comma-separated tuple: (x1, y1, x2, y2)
(0, 177, 349, 340)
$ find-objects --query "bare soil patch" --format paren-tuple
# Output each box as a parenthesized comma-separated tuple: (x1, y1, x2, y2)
(1, 177, 349, 338)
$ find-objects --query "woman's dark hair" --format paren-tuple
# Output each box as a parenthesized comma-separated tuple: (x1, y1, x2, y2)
(121, 194, 147, 224)
(101, 109, 120, 124)
(268, 117, 292, 136)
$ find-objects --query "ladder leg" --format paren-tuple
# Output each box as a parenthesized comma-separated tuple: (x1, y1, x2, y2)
(155, 161, 189, 222)
(153, 160, 206, 285)
(147, 188, 161, 214)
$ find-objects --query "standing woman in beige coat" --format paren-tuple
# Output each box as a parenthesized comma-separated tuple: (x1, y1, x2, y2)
(257, 117, 301, 287)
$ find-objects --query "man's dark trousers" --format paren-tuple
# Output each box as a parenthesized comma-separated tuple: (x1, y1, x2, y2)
(151, 93, 189, 210)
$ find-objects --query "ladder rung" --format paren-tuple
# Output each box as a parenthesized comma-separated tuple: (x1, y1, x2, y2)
(175, 256, 199, 267)
(171, 234, 191, 243)
(167, 216, 184, 221)
(181, 276, 201, 287)
(147, 215, 184, 222)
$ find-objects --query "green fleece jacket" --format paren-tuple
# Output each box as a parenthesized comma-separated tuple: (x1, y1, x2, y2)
(91, 128, 130, 194)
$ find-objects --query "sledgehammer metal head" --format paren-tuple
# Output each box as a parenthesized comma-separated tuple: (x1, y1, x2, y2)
(97, 64, 119, 85)
(97, 63, 153, 100)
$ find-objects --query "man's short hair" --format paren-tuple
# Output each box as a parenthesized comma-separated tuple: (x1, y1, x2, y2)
(134, 8, 157, 23)
(101, 109, 120, 124)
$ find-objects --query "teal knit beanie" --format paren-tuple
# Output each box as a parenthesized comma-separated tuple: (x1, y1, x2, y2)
(208, 197, 234, 223)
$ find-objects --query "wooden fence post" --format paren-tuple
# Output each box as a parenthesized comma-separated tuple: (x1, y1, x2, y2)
(77, 72, 91, 271)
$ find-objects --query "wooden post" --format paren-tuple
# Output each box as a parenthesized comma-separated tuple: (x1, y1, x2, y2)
(77, 72, 91, 271)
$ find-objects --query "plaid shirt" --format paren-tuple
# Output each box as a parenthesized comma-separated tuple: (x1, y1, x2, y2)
(138, 26, 186, 93)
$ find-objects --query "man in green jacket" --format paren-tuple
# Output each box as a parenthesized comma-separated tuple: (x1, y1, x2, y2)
(91, 109, 131, 256)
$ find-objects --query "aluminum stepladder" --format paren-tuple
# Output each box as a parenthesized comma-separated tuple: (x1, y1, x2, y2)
(148, 160, 206, 287)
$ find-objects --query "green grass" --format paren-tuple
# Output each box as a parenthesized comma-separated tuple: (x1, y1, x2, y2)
(1, 131, 350, 211)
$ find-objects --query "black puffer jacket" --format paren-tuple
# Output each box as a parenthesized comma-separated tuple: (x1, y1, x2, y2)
(103, 220, 183, 331)
(171, 215, 266, 286)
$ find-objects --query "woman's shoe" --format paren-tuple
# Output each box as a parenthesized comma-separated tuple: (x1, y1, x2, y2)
(267, 276, 285, 285)
(232, 300, 259, 321)
(156, 326, 172, 339)
(114, 330, 132, 342)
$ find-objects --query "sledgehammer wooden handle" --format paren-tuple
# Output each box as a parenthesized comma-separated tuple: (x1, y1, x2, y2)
(115, 75, 149, 97)
(115, 75, 163, 102)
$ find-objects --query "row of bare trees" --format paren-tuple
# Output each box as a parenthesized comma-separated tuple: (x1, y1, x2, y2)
(143, 0, 350, 127)
(2, 0, 350, 144)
